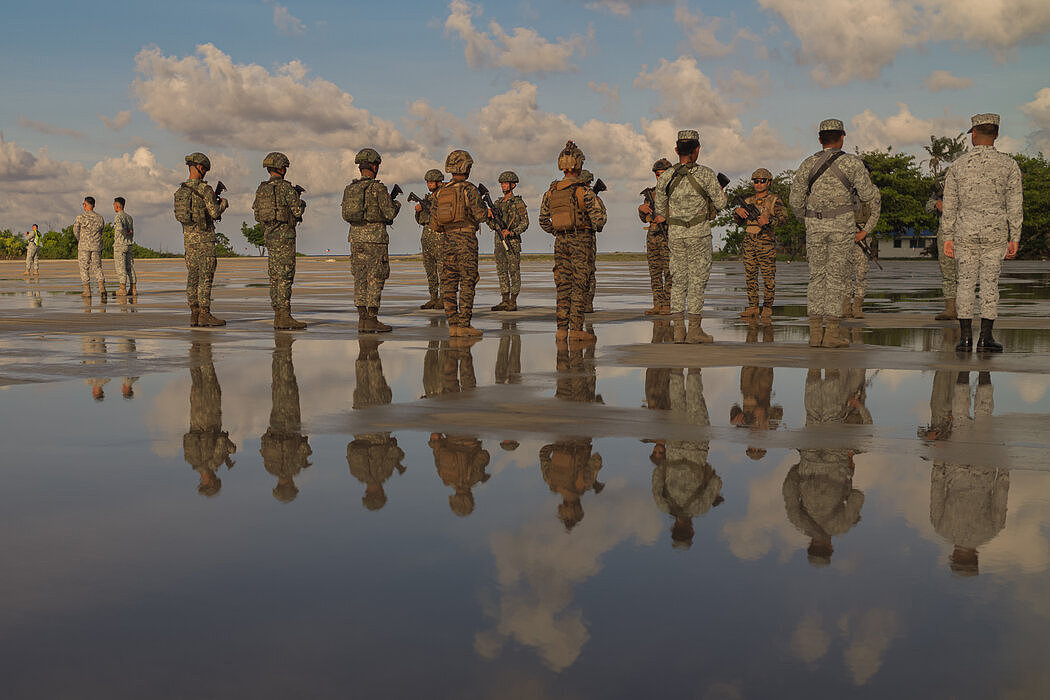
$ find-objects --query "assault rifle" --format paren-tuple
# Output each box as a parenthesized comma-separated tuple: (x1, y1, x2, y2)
(593, 178, 607, 195)
(212, 180, 227, 221)
(477, 184, 509, 251)
(717, 172, 731, 189)
(639, 188, 664, 233)
(856, 237, 883, 271)
(732, 195, 763, 223)
(408, 192, 430, 216)
(389, 184, 403, 200)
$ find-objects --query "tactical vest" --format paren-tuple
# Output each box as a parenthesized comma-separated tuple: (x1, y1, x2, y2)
(547, 181, 587, 232)
(174, 182, 209, 227)
(343, 179, 372, 225)
(253, 180, 293, 225)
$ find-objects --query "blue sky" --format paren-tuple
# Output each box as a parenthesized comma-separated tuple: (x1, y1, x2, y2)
(2, 0, 1049, 253)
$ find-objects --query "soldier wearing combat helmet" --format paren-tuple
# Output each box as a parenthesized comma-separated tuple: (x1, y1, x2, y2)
(487, 170, 529, 312)
(579, 169, 605, 314)
(175, 152, 229, 327)
(640, 157, 673, 315)
(416, 168, 446, 309)
(734, 167, 787, 322)
(253, 151, 307, 329)
(342, 148, 401, 333)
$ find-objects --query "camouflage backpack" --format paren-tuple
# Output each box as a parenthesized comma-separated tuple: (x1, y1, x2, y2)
(343, 179, 370, 225)
(547, 181, 587, 232)
(253, 180, 292, 225)
(174, 182, 207, 226)
(431, 182, 470, 229)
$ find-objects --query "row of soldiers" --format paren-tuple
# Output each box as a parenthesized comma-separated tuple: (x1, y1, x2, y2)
(63, 197, 138, 299)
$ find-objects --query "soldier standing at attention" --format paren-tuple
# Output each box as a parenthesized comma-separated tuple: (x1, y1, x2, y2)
(652, 129, 727, 344)
(487, 170, 529, 312)
(23, 224, 41, 277)
(842, 163, 881, 319)
(927, 176, 957, 320)
(252, 152, 307, 330)
(430, 150, 488, 337)
(112, 197, 136, 297)
(174, 152, 229, 327)
(789, 119, 880, 348)
(539, 141, 606, 343)
(579, 170, 605, 314)
(342, 148, 400, 333)
(416, 169, 445, 310)
(183, 341, 237, 497)
(639, 159, 672, 315)
(734, 168, 786, 322)
(943, 114, 1023, 353)
(73, 196, 107, 300)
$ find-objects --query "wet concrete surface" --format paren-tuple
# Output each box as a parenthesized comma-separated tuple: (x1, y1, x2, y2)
(2, 258, 1049, 699)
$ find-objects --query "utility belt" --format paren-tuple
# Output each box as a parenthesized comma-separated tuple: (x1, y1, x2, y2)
(442, 226, 477, 235)
(804, 204, 854, 219)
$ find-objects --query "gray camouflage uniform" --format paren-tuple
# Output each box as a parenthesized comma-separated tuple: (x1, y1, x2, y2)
(112, 210, 136, 287)
(845, 189, 880, 303)
(342, 174, 400, 308)
(25, 229, 41, 274)
(926, 187, 957, 299)
(941, 146, 1023, 320)
(73, 210, 106, 290)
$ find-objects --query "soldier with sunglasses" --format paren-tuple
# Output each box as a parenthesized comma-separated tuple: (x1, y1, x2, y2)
(734, 169, 787, 322)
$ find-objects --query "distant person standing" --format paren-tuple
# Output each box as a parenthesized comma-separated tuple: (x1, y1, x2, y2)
(639, 158, 673, 315)
(415, 169, 446, 310)
(23, 224, 41, 277)
(73, 197, 107, 299)
(942, 113, 1023, 353)
(486, 170, 529, 312)
(174, 152, 228, 326)
(112, 197, 136, 297)
(252, 152, 307, 329)
(927, 175, 957, 320)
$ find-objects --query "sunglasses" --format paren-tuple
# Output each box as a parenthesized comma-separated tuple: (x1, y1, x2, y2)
(752, 178, 769, 184)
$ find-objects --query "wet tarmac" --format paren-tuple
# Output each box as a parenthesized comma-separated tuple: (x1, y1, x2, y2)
(2, 258, 1049, 699)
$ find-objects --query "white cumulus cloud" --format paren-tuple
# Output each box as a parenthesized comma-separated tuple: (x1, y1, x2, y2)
(1020, 87, 1050, 153)
(268, 1, 306, 37)
(923, 69, 973, 92)
(675, 3, 736, 58)
(100, 110, 132, 131)
(849, 103, 966, 150)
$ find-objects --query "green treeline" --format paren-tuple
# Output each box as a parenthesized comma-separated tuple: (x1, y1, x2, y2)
(0, 225, 239, 259)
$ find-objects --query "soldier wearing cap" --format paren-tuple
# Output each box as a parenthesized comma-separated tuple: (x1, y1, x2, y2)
(487, 170, 529, 311)
(175, 152, 229, 326)
(416, 168, 445, 309)
(342, 148, 401, 333)
(639, 158, 673, 315)
(942, 113, 1023, 353)
(734, 167, 787, 322)
(253, 152, 307, 329)
(652, 129, 727, 343)
(789, 119, 880, 348)
(73, 196, 107, 300)
(579, 169, 605, 313)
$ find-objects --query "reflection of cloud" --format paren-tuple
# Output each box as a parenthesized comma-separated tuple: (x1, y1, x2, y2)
(982, 471, 1050, 575)
(720, 454, 806, 561)
(840, 609, 900, 686)
(1009, 374, 1049, 404)
(476, 482, 661, 670)
(791, 611, 831, 664)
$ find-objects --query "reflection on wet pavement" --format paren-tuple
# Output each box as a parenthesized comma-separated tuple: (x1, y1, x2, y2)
(2, 259, 1050, 698)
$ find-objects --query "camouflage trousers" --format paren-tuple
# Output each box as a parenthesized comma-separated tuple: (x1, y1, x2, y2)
(937, 229, 957, 298)
(845, 242, 868, 300)
(442, 230, 480, 326)
(585, 234, 597, 308)
(955, 239, 1007, 319)
(350, 242, 389, 308)
(265, 233, 297, 311)
(553, 230, 595, 331)
(25, 244, 39, 274)
(494, 233, 522, 295)
(421, 227, 443, 300)
(185, 242, 217, 307)
(496, 325, 521, 384)
(113, 246, 136, 286)
(646, 230, 671, 307)
(743, 233, 776, 307)
(77, 248, 105, 288)
(805, 225, 852, 318)
(668, 236, 712, 316)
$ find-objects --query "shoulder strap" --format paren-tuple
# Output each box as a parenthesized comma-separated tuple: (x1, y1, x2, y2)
(806, 151, 844, 195)
(827, 159, 854, 193)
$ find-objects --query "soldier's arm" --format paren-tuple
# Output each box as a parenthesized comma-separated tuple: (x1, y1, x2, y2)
(484, 203, 501, 233)
(72, 214, 81, 240)
(538, 192, 554, 234)
(415, 199, 428, 226)
(771, 197, 788, 226)
(788, 163, 808, 214)
(201, 183, 224, 219)
(703, 169, 727, 210)
(924, 193, 941, 214)
(465, 185, 488, 225)
(284, 182, 306, 221)
(862, 186, 881, 235)
(514, 197, 529, 234)
(373, 182, 399, 224)
(941, 169, 959, 241)
(341, 185, 354, 223)
(853, 162, 880, 233)
(653, 174, 670, 219)
(581, 188, 607, 231)
(1006, 159, 1023, 243)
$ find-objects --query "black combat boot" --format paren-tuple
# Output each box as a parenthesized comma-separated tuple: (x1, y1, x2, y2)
(955, 318, 973, 352)
(976, 318, 1003, 352)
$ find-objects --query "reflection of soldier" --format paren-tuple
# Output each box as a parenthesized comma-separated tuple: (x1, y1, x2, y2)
(495, 322, 521, 385)
(555, 342, 601, 404)
(730, 321, 782, 459)
(182, 341, 236, 497)
(348, 338, 405, 511)
(540, 440, 603, 531)
(81, 336, 109, 401)
(260, 335, 312, 502)
(783, 369, 865, 566)
(431, 433, 490, 517)
(653, 368, 723, 548)
(115, 338, 139, 399)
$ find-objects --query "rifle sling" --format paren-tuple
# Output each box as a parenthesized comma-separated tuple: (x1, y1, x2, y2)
(803, 151, 854, 219)
(665, 164, 712, 228)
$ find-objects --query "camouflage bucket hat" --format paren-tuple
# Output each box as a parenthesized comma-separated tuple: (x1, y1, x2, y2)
(424, 168, 444, 182)
(185, 152, 211, 171)
(751, 168, 772, 180)
(557, 140, 585, 171)
(445, 149, 474, 174)
(355, 148, 382, 166)
(498, 170, 519, 184)
(652, 158, 673, 173)
(263, 152, 290, 169)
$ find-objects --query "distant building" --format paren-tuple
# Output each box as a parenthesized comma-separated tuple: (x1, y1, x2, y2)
(880, 229, 938, 259)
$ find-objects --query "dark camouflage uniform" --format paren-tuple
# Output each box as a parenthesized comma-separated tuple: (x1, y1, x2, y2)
(342, 174, 400, 308)
(260, 335, 312, 501)
(433, 181, 488, 327)
(416, 192, 443, 301)
(349, 337, 405, 510)
(495, 322, 522, 385)
(734, 192, 787, 307)
(640, 187, 671, 308)
(183, 342, 236, 492)
(487, 194, 529, 295)
(179, 179, 228, 307)
(539, 176, 607, 331)
(253, 174, 306, 311)
(585, 194, 606, 309)
(431, 433, 491, 516)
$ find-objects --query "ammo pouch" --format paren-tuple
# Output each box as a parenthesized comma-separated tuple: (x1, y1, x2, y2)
(253, 181, 293, 225)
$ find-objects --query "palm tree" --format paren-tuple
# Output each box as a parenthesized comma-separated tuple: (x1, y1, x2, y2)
(923, 134, 967, 178)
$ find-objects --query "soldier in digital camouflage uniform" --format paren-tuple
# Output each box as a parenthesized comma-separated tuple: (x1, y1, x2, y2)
(342, 148, 400, 333)
(111, 197, 136, 297)
(415, 169, 445, 309)
(639, 159, 673, 315)
(176, 153, 229, 327)
(348, 337, 406, 511)
(260, 334, 312, 503)
(653, 130, 727, 344)
(789, 119, 880, 348)
(927, 175, 957, 320)
(183, 341, 236, 497)
(539, 141, 607, 343)
(487, 170, 529, 312)
(253, 152, 308, 329)
(733, 168, 787, 322)
(431, 150, 488, 337)
(495, 321, 521, 385)
(578, 170, 605, 314)
(942, 114, 1023, 353)
(73, 196, 107, 299)
(842, 184, 881, 319)
(23, 224, 42, 277)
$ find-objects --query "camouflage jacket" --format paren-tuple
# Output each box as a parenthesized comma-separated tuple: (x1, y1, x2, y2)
(112, 211, 134, 248)
(342, 175, 401, 244)
(415, 190, 435, 228)
(941, 145, 1023, 243)
(930, 464, 1009, 550)
(253, 175, 306, 239)
(180, 179, 227, 241)
(348, 435, 405, 486)
(486, 193, 529, 238)
(538, 175, 607, 234)
(734, 192, 787, 237)
(73, 210, 106, 250)
(789, 148, 879, 233)
(652, 461, 722, 518)
(639, 186, 668, 235)
(653, 162, 726, 240)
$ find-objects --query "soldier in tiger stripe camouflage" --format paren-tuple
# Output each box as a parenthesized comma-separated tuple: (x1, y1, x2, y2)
(734, 168, 786, 322)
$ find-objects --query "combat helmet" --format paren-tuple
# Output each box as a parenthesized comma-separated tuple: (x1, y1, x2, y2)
(424, 168, 444, 182)
(751, 168, 772, 180)
(557, 140, 585, 171)
(652, 158, 672, 173)
(355, 148, 382, 166)
(445, 149, 474, 175)
(498, 170, 519, 184)
(263, 152, 290, 169)
(185, 152, 211, 171)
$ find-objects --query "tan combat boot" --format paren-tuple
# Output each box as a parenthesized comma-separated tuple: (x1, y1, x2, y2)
(821, 319, 850, 348)
(189, 304, 200, 327)
(740, 306, 760, 319)
(685, 314, 713, 344)
(274, 309, 307, 330)
(760, 305, 773, 323)
(82, 284, 91, 298)
(491, 293, 511, 311)
(852, 297, 865, 319)
(808, 317, 824, 347)
(555, 327, 568, 341)
(129, 284, 137, 297)
(506, 294, 518, 311)
(197, 307, 226, 327)
(935, 298, 957, 320)
(644, 305, 660, 316)
(116, 283, 127, 297)
(461, 324, 483, 337)
(368, 307, 392, 333)
(99, 284, 108, 301)
(672, 317, 687, 343)
(841, 297, 853, 318)
(358, 307, 380, 333)
(420, 295, 441, 310)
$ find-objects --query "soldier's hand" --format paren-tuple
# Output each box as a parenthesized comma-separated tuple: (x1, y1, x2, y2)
(220, 197, 229, 207)
(502, 229, 512, 239)
(1006, 241, 1019, 259)
(487, 208, 493, 218)
(944, 240, 955, 259)
(652, 215, 666, 224)
(639, 203, 652, 215)
(854, 229, 868, 242)
(734, 207, 749, 219)
(414, 203, 422, 213)
(935, 200, 943, 213)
